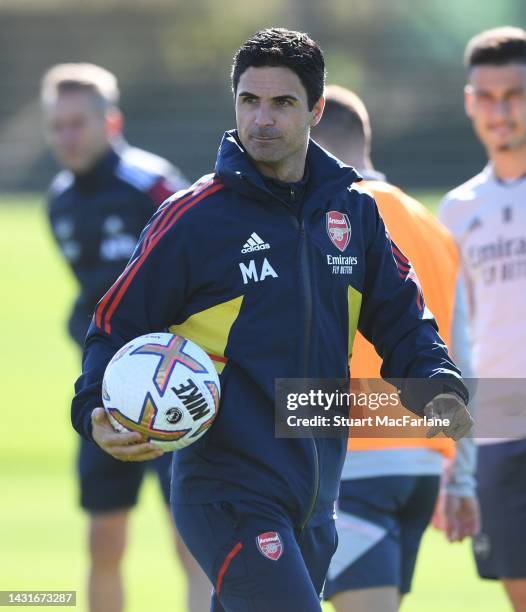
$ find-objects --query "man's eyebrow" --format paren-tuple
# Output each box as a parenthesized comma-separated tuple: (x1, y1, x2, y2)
(472, 85, 526, 95)
(273, 94, 299, 102)
(237, 92, 300, 102)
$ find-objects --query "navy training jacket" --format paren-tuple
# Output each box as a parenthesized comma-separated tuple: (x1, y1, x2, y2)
(72, 131, 467, 529)
(47, 144, 188, 345)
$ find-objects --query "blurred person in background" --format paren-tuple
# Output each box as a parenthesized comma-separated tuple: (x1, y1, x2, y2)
(312, 85, 479, 612)
(41, 63, 209, 612)
(439, 27, 526, 612)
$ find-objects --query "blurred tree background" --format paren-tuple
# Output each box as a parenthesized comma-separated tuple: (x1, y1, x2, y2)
(0, 0, 524, 191)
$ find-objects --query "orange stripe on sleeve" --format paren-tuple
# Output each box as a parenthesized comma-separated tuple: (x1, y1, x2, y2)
(97, 179, 224, 333)
(95, 178, 221, 329)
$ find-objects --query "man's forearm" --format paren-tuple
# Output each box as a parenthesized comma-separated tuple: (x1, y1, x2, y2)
(445, 435, 477, 497)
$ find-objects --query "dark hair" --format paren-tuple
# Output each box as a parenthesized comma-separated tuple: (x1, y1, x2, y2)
(231, 28, 325, 110)
(312, 84, 371, 151)
(465, 26, 526, 69)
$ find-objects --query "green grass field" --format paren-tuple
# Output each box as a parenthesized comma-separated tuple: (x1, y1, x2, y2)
(0, 193, 510, 611)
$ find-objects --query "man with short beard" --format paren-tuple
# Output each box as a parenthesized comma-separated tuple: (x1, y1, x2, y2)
(72, 30, 472, 611)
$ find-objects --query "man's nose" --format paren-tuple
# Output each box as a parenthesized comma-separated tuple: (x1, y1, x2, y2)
(490, 98, 510, 118)
(59, 126, 76, 142)
(254, 103, 274, 127)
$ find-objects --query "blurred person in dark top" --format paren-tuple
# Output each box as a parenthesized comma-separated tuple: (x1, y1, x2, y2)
(42, 62, 209, 612)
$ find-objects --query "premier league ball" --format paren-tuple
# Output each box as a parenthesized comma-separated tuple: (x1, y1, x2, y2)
(102, 333, 220, 451)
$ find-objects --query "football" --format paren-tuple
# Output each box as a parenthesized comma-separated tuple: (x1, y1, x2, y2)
(102, 332, 220, 451)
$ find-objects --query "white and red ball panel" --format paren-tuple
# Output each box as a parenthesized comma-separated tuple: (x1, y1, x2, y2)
(102, 333, 220, 451)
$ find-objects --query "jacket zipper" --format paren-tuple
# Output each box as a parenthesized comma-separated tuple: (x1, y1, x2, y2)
(297, 217, 320, 532)
(243, 178, 321, 532)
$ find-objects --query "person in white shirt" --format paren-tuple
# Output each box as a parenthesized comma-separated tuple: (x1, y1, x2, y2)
(439, 26, 526, 611)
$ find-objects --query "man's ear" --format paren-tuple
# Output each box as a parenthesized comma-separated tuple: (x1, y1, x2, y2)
(310, 96, 325, 128)
(106, 107, 124, 139)
(464, 85, 475, 119)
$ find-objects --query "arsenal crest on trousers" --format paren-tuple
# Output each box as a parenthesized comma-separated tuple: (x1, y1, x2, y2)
(326, 211, 351, 252)
(256, 531, 284, 561)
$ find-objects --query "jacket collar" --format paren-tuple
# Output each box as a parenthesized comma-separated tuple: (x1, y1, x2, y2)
(215, 130, 361, 206)
(74, 145, 120, 191)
